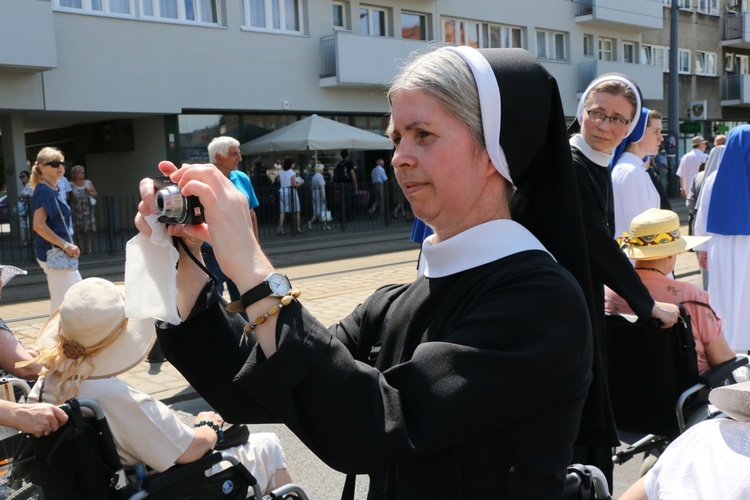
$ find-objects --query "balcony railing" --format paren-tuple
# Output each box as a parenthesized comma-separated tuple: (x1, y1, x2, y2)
(723, 74, 742, 101)
(724, 14, 743, 40)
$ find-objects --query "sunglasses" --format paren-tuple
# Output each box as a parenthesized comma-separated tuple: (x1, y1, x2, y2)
(19, 175, 28, 179)
(44, 160, 66, 167)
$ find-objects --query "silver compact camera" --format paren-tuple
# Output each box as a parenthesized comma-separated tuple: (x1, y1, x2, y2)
(153, 176, 205, 225)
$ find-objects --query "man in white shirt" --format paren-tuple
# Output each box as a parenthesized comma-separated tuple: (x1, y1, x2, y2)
(368, 158, 388, 217)
(676, 135, 708, 198)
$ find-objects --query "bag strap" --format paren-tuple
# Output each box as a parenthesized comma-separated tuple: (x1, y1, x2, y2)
(53, 196, 72, 246)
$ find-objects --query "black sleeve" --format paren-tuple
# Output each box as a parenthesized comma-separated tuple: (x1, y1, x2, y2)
(574, 157, 655, 320)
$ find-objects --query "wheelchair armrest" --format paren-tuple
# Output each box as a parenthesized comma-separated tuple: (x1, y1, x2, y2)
(142, 451, 223, 494)
(698, 356, 749, 387)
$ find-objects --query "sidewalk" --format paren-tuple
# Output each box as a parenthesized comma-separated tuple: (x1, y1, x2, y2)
(1, 200, 703, 406)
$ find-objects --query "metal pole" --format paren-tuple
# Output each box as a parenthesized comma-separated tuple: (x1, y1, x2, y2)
(667, 0, 680, 197)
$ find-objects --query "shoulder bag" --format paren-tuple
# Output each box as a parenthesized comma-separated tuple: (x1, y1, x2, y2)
(46, 197, 78, 271)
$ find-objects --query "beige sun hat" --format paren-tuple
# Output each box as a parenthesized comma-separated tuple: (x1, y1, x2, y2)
(36, 278, 156, 380)
(709, 381, 750, 422)
(619, 208, 711, 260)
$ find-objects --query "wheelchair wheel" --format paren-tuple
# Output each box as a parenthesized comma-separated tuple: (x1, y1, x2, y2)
(5, 481, 43, 500)
(0, 435, 40, 500)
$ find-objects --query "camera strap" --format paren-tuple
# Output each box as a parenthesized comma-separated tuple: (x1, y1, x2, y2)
(174, 237, 218, 286)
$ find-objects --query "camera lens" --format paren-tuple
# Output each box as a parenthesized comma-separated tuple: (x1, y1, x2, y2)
(155, 185, 188, 223)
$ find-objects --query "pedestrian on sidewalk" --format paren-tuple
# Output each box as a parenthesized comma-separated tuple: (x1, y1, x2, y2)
(368, 159, 388, 217)
(30, 147, 82, 312)
(137, 46, 595, 498)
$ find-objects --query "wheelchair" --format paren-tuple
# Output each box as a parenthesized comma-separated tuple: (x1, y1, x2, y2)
(605, 310, 749, 474)
(8, 398, 308, 499)
(0, 377, 43, 500)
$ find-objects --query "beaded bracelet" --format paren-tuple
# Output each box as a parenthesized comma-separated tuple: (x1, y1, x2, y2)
(239, 290, 301, 346)
(194, 419, 225, 443)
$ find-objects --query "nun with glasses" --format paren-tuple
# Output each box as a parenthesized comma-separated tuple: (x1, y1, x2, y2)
(569, 75, 680, 485)
(136, 47, 595, 498)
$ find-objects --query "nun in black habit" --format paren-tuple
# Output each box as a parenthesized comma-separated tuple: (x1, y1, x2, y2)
(569, 74, 680, 483)
(137, 47, 595, 499)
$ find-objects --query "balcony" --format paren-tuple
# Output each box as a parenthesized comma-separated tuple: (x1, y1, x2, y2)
(723, 13, 750, 49)
(575, 0, 662, 30)
(0, 0, 57, 71)
(577, 61, 664, 100)
(320, 31, 432, 88)
(721, 74, 750, 106)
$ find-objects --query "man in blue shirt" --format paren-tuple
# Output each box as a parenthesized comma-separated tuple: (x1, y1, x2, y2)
(203, 136, 260, 303)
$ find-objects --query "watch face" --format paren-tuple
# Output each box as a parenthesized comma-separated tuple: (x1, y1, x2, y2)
(267, 273, 292, 296)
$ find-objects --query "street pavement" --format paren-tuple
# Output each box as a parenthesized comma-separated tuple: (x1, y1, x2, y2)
(0, 206, 705, 498)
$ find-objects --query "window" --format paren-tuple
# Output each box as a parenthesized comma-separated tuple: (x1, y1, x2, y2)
(663, 0, 694, 7)
(402, 12, 427, 40)
(738, 54, 749, 74)
(726, 52, 736, 72)
(598, 37, 614, 61)
(697, 0, 720, 14)
(641, 44, 668, 71)
(663, 0, 694, 5)
(678, 49, 691, 73)
(583, 34, 594, 57)
(695, 51, 717, 75)
(443, 18, 480, 47)
(332, 1, 346, 29)
(623, 42, 636, 63)
(487, 24, 524, 48)
(360, 5, 387, 36)
(56, 0, 133, 15)
(242, 0, 301, 32)
(536, 30, 566, 61)
(141, 0, 218, 22)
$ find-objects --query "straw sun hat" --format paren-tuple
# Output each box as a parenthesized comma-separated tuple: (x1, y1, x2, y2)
(709, 381, 750, 422)
(619, 208, 710, 261)
(36, 278, 155, 381)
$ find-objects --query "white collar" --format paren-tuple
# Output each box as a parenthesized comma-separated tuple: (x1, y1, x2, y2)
(419, 220, 552, 278)
(570, 134, 613, 167)
(619, 152, 648, 170)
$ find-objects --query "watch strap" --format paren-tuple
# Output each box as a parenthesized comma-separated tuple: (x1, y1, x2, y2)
(225, 281, 272, 313)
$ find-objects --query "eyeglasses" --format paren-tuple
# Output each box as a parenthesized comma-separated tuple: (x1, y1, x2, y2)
(44, 160, 66, 167)
(584, 107, 632, 128)
(19, 175, 28, 179)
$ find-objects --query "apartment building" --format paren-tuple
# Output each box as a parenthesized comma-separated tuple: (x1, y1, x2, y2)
(0, 0, 742, 203)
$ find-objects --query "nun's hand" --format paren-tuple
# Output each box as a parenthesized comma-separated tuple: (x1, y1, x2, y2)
(135, 161, 203, 253)
(168, 165, 271, 287)
(652, 301, 680, 329)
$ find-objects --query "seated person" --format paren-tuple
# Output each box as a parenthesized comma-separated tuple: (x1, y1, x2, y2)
(20, 278, 292, 494)
(621, 380, 750, 499)
(605, 208, 736, 375)
(0, 279, 42, 381)
(0, 319, 42, 381)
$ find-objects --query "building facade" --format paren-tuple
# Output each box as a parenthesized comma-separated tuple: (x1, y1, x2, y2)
(1, 0, 747, 204)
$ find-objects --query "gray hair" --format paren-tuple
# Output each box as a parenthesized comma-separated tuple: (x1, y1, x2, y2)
(70, 164, 85, 176)
(314, 163, 325, 173)
(207, 136, 240, 164)
(386, 49, 484, 149)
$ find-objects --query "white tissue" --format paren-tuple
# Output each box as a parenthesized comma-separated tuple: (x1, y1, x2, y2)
(124, 214, 181, 325)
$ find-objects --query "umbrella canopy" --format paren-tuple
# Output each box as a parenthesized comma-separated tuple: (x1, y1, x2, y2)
(239, 114, 393, 154)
